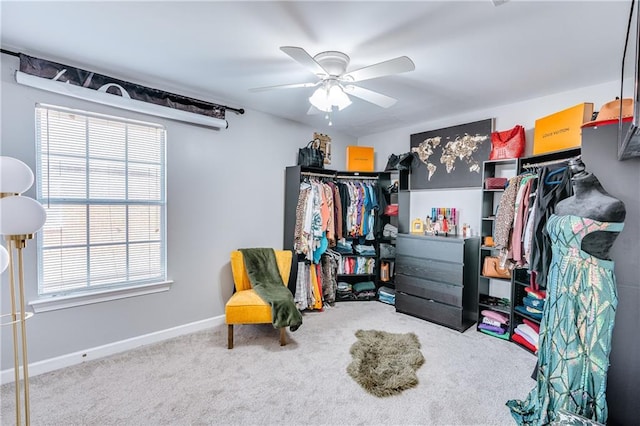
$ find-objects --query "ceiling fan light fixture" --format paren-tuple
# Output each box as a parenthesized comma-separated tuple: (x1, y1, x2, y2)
(329, 85, 352, 111)
(309, 84, 351, 112)
(309, 87, 332, 112)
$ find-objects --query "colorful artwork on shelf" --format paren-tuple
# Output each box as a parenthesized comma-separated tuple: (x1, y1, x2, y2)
(409, 118, 493, 189)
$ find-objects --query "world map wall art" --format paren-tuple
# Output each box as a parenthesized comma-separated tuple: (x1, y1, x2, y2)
(409, 118, 494, 189)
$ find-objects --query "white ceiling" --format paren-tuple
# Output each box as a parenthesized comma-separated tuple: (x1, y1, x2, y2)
(0, 1, 633, 138)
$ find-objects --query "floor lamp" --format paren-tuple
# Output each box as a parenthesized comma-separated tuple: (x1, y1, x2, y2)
(0, 156, 47, 426)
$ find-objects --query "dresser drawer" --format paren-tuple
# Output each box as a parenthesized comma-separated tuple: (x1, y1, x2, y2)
(395, 292, 464, 331)
(396, 236, 463, 263)
(395, 255, 463, 285)
(396, 274, 463, 307)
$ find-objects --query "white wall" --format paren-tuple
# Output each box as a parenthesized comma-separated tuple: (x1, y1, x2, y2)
(0, 53, 356, 370)
(358, 80, 621, 233)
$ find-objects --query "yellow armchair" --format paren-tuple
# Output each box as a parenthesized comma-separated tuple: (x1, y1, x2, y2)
(225, 250, 293, 349)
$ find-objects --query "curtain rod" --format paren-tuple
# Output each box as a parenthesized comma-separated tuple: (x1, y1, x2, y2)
(0, 48, 244, 115)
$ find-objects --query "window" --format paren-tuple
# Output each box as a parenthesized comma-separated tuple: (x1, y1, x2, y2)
(35, 104, 166, 297)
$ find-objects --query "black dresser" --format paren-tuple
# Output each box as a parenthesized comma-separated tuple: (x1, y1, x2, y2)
(395, 234, 480, 332)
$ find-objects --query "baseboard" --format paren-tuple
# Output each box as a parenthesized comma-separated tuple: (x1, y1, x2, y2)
(1, 315, 226, 384)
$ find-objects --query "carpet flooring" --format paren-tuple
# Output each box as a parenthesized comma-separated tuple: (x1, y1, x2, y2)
(1, 301, 537, 425)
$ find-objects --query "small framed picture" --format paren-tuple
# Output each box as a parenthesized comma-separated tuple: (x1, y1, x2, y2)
(411, 219, 424, 234)
(313, 132, 332, 165)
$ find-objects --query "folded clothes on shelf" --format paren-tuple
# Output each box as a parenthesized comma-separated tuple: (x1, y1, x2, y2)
(524, 286, 546, 300)
(482, 317, 503, 327)
(378, 293, 395, 305)
(514, 305, 542, 320)
(525, 306, 543, 315)
(480, 295, 511, 308)
(335, 240, 353, 254)
(354, 244, 376, 255)
(515, 323, 539, 347)
(383, 223, 398, 239)
(523, 318, 540, 334)
(480, 328, 510, 340)
(522, 295, 544, 309)
(478, 323, 508, 335)
(352, 281, 376, 294)
(512, 332, 537, 353)
(355, 291, 376, 300)
(337, 281, 352, 293)
(481, 309, 509, 324)
(379, 243, 396, 259)
(378, 286, 395, 297)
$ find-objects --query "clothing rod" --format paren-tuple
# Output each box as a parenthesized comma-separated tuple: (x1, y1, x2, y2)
(0, 48, 244, 115)
(335, 175, 378, 180)
(301, 171, 335, 178)
(521, 155, 581, 169)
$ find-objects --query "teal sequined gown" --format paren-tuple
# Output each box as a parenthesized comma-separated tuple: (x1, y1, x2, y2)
(507, 214, 624, 425)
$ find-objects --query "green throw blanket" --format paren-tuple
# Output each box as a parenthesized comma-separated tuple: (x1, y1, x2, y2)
(239, 248, 302, 331)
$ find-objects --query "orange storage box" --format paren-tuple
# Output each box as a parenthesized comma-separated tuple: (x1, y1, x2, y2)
(346, 146, 374, 172)
(533, 102, 594, 154)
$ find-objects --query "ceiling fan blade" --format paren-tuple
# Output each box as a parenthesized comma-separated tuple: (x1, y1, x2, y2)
(345, 85, 398, 108)
(280, 46, 328, 76)
(343, 56, 415, 82)
(249, 82, 319, 92)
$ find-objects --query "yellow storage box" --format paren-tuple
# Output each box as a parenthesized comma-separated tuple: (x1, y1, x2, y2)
(533, 102, 594, 154)
(346, 146, 374, 172)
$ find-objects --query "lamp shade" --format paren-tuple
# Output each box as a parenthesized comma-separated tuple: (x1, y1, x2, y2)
(329, 85, 352, 111)
(309, 87, 332, 112)
(309, 82, 353, 113)
(0, 196, 47, 236)
(0, 244, 8, 273)
(0, 156, 35, 194)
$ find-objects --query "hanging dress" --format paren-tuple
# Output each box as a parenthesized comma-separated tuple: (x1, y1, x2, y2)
(507, 214, 624, 425)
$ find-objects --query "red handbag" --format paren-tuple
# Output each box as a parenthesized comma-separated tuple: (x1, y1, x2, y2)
(484, 177, 508, 189)
(384, 204, 399, 216)
(489, 125, 525, 160)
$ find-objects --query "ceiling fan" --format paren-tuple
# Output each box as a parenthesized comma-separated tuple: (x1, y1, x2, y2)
(250, 46, 415, 113)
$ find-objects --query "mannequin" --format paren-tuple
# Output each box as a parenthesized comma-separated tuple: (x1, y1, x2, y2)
(507, 159, 625, 425)
(555, 158, 626, 259)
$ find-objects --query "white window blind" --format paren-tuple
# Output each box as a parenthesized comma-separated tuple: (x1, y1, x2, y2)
(35, 104, 166, 296)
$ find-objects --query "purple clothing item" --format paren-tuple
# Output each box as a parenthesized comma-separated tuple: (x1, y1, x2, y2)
(478, 323, 507, 334)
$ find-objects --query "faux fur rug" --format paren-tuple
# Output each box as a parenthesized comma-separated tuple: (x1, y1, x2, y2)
(347, 329, 425, 397)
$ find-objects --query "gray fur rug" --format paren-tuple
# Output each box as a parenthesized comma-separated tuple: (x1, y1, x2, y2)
(347, 329, 425, 397)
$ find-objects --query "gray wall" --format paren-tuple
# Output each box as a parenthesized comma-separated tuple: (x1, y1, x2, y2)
(0, 53, 356, 369)
(358, 80, 620, 235)
(581, 125, 640, 426)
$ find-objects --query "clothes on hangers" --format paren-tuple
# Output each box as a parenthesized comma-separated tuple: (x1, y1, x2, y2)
(529, 165, 573, 288)
(511, 175, 537, 267)
(292, 174, 381, 311)
(494, 176, 521, 250)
